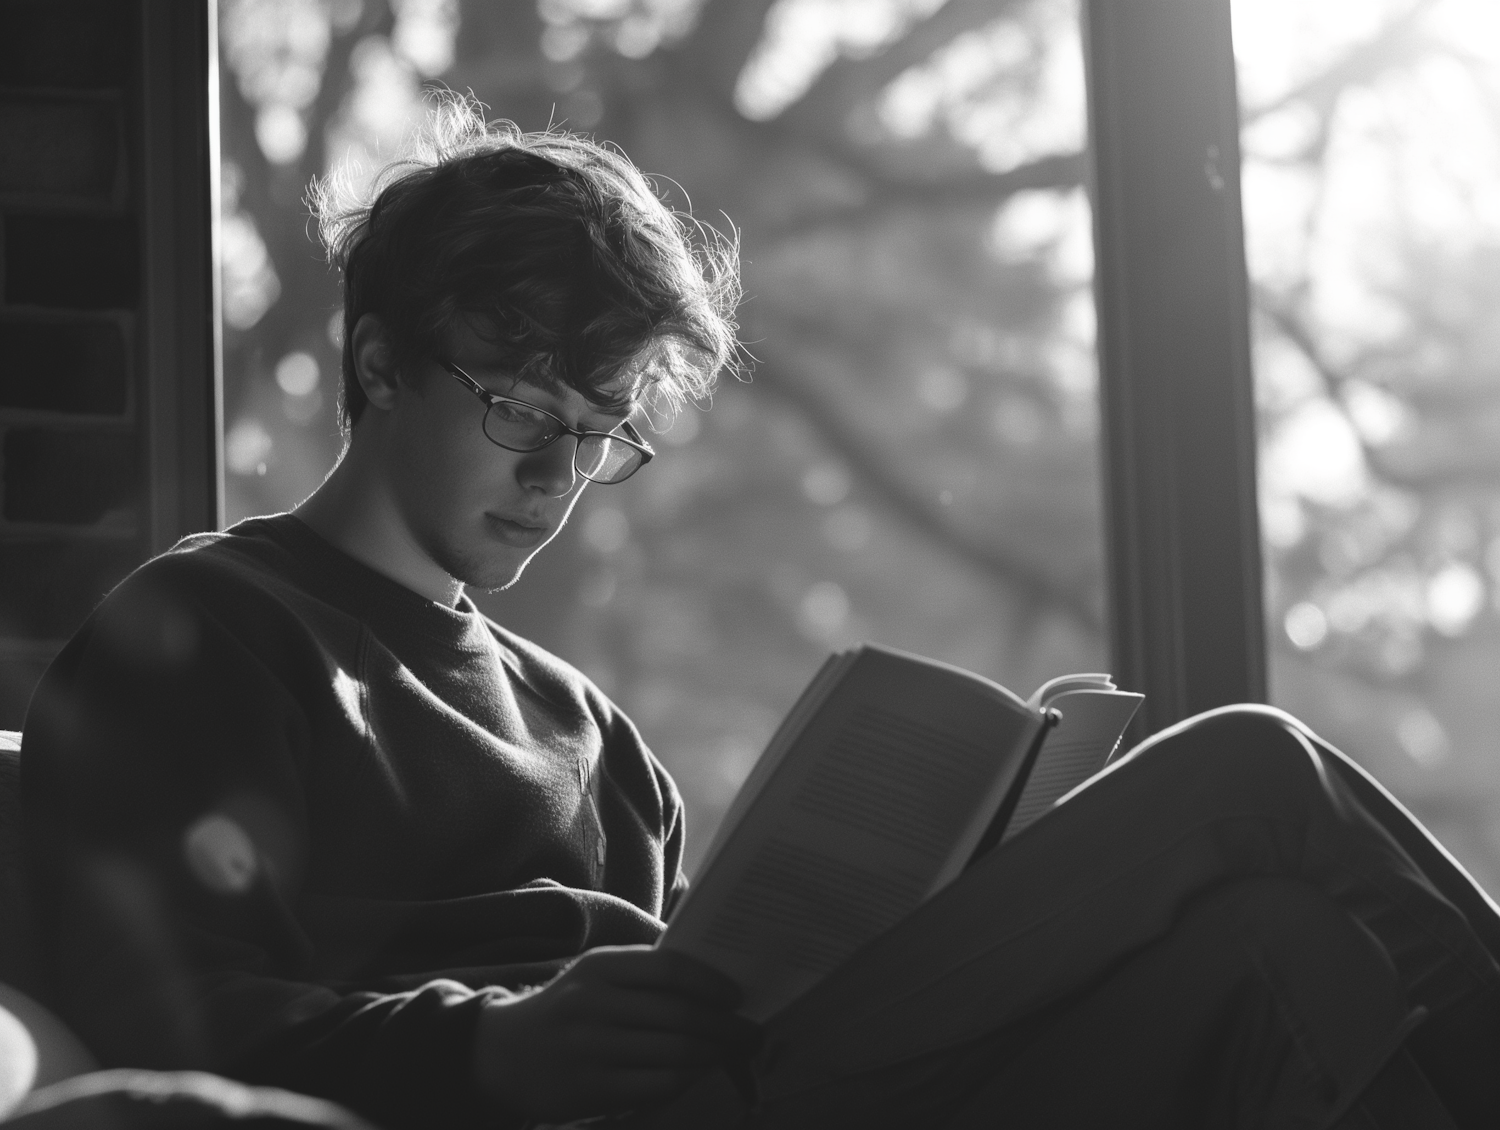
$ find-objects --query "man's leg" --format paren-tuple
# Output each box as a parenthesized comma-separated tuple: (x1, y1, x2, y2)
(748, 877, 1444, 1129)
(753, 707, 1499, 1118)
(942, 877, 1443, 1129)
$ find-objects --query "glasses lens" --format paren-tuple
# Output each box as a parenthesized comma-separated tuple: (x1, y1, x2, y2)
(577, 435, 644, 484)
(483, 399, 561, 451)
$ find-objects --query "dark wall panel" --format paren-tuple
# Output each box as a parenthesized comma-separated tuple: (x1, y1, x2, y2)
(0, 315, 129, 415)
(0, 95, 123, 204)
(0, 2, 219, 727)
(3, 429, 138, 524)
(0, 1, 134, 89)
(3, 215, 139, 309)
(0, 538, 140, 639)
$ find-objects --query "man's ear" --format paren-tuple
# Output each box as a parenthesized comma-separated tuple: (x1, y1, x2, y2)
(350, 314, 402, 411)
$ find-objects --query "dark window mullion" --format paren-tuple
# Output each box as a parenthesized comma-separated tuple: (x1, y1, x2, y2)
(1083, 0, 1266, 736)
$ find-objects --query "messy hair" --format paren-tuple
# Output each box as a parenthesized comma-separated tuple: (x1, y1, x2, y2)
(311, 92, 743, 429)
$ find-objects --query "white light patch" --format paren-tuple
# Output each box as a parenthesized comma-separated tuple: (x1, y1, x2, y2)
(1397, 707, 1450, 769)
(183, 813, 259, 894)
(225, 418, 274, 477)
(1426, 563, 1484, 636)
(1284, 602, 1328, 650)
(332, 666, 363, 725)
(916, 366, 968, 413)
(801, 461, 852, 506)
(255, 104, 307, 165)
(1341, 381, 1409, 445)
(583, 507, 630, 554)
(659, 409, 701, 448)
(735, 0, 947, 121)
(0, 1004, 37, 1118)
(1260, 495, 1306, 550)
(1261, 398, 1368, 509)
(797, 581, 850, 642)
(275, 351, 320, 397)
(220, 214, 280, 331)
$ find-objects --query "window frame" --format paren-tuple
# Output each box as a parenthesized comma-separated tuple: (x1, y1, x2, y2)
(181, 1, 1266, 732)
(142, 0, 223, 552)
(1083, 0, 1267, 737)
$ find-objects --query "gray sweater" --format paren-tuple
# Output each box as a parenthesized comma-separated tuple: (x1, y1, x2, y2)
(22, 514, 687, 1128)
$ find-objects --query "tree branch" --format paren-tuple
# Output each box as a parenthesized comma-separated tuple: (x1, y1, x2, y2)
(762, 148, 1086, 241)
(221, 3, 392, 381)
(778, 0, 1029, 139)
(1242, 0, 1441, 123)
(1258, 297, 1500, 491)
(668, 0, 781, 103)
(748, 353, 1103, 633)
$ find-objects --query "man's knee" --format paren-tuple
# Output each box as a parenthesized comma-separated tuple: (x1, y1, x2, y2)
(1113, 704, 1325, 803)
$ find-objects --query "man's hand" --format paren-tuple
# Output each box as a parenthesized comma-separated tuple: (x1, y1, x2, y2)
(472, 945, 763, 1122)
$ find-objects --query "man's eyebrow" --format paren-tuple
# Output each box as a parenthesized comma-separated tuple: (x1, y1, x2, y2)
(492, 376, 637, 428)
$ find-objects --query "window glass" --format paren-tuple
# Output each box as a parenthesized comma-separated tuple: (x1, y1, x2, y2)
(1234, 0, 1500, 893)
(218, 0, 1105, 873)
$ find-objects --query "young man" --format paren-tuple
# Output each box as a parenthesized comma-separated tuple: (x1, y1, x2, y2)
(21, 103, 1500, 1129)
(24, 105, 756, 1128)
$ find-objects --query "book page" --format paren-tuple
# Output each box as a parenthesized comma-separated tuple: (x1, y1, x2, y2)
(1025, 672, 1114, 711)
(689, 651, 857, 884)
(661, 645, 1041, 1021)
(999, 688, 1143, 844)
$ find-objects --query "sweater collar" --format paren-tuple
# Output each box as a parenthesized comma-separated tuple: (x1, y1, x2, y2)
(236, 513, 493, 652)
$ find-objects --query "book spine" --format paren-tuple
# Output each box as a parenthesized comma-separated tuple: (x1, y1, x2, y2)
(962, 708, 1061, 867)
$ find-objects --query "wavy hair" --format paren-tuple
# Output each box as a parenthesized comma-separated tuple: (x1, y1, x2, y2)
(311, 92, 743, 428)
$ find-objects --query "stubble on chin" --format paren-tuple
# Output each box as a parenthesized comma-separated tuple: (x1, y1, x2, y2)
(417, 527, 535, 595)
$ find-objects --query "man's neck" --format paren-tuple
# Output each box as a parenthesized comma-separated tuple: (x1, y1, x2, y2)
(294, 445, 464, 608)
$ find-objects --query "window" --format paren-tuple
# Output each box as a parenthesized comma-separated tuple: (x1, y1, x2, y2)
(1235, 0, 1500, 894)
(217, 0, 1107, 871)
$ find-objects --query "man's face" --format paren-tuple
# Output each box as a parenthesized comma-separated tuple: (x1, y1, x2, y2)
(381, 322, 637, 592)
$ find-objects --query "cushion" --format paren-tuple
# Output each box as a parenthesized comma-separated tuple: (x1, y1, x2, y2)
(7, 1069, 376, 1128)
(0, 982, 97, 1095)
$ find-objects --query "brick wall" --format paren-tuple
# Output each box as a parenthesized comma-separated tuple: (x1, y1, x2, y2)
(0, 2, 217, 728)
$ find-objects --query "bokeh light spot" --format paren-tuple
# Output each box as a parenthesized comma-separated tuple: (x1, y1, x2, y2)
(583, 507, 630, 554)
(183, 813, 259, 894)
(275, 351, 321, 397)
(226, 419, 274, 477)
(1284, 601, 1328, 649)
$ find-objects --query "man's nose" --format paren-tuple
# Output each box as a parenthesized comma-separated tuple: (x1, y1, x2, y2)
(518, 436, 579, 497)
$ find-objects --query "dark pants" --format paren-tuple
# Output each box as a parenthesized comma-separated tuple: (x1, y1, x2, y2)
(647, 706, 1500, 1129)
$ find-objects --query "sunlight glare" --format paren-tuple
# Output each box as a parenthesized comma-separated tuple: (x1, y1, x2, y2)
(1426, 562, 1485, 636)
(735, 0, 949, 120)
(1261, 398, 1368, 509)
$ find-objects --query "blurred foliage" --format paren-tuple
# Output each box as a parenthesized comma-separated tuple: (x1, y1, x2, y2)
(1235, 0, 1500, 893)
(217, 0, 1105, 873)
(217, 0, 1500, 891)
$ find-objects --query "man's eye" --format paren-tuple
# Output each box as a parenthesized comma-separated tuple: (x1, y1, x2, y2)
(491, 400, 542, 425)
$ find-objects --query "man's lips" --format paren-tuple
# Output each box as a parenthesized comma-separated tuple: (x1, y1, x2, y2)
(486, 513, 551, 547)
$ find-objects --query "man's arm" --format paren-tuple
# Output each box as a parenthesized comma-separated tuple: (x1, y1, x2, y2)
(21, 565, 754, 1127)
(20, 569, 496, 1126)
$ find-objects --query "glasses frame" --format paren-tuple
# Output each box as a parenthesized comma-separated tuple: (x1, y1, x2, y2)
(439, 360, 655, 485)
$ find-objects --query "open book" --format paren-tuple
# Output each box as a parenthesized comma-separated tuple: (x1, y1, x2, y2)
(659, 643, 1143, 1022)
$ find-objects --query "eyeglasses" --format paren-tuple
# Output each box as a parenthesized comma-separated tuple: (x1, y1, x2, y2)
(440, 361, 655, 485)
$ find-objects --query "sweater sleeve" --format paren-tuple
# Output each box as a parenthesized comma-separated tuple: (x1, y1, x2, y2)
(20, 564, 513, 1130)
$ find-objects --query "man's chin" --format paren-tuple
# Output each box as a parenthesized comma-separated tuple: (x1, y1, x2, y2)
(461, 560, 530, 594)
(436, 543, 538, 595)
(481, 570, 527, 594)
